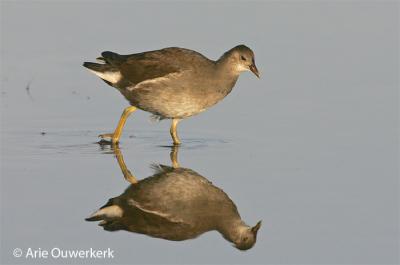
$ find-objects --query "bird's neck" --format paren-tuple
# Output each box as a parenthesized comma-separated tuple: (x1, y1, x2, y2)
(217, 218, 249, 243)
(211, 56, 240, 98)
(215, 53, 241, 79)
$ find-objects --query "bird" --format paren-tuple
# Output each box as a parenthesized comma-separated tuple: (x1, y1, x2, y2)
(86, 145, 262, 250)
(83, 45, 259, 145)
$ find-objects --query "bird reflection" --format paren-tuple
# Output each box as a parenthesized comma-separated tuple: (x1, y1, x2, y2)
(87, 145, 261, 250)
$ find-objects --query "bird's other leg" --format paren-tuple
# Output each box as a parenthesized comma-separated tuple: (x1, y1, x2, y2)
(170, 118, 181, 145)
(99, 106, 137, 144)
(113, 144, 138, 184)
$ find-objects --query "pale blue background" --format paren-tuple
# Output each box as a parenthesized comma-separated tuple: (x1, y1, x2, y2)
(1, 1, 398, 264)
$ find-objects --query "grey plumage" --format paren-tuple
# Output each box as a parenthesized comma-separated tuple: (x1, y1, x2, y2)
(83, 45, 259, 120)
(86, 164, 261, 250)
(83, 45, 259, 144)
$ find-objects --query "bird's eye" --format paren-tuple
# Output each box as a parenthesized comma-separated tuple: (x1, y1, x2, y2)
(240, 55, 246, 61)
(243, 237, 248, 241)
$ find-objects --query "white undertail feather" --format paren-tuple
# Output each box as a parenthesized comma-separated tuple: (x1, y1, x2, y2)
(88, 69, 122, 84)
(88, 205, 123, 220)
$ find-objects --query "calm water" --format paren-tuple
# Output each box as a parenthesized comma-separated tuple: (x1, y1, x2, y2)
(1, 2, 398, 264)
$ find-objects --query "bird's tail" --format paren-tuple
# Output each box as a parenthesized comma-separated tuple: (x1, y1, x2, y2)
(82, 62, 112, 73)
(83, 61, 122, 85)
(100, 51, 124, 66)
(86, 199, 125, 231)
(83, 51, 124, 85)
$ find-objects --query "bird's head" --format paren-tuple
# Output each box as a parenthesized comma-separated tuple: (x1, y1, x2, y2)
(227, 45, 260, 78)
(233, 220, 262, 251)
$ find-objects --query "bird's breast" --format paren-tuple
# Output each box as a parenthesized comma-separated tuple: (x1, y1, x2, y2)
(120, 71, 237, 119)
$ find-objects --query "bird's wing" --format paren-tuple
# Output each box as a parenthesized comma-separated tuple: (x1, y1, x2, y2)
(118, 48, 195, 85)
(127, 198, 188, 225)
(126, 70, 188, 92)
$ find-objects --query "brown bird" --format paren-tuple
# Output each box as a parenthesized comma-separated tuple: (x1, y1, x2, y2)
(86, 146, 262, 250)
(83, 45, 259, 145)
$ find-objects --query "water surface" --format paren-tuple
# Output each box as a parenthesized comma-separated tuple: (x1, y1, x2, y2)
(1, 1, 398, 264)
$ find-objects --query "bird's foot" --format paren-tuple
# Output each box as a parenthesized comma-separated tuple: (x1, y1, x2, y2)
(98, 133, 119, 145)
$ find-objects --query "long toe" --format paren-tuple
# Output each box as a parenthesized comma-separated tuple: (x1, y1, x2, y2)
(98, 133, 114, 139)
(97, 133, 120, 145)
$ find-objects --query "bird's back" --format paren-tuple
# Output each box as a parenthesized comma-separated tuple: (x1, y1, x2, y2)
(104, 47, 214, 85)
(124, 165, 240, 223)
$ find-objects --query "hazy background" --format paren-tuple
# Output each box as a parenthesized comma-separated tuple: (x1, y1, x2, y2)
(1, 1, 398, 264)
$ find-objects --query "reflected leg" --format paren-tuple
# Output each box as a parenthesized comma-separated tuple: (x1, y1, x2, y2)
(113, 144, 138, 184)
(170, 145, 180, 168)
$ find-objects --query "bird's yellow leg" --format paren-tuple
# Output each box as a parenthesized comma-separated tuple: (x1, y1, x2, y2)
(170, 145, 180, 168)
(113, 144, 138, 184)
(99, 106, 137, 144)
(170, 118, 181, 145)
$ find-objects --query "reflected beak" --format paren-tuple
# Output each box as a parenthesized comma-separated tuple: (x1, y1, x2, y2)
(249, 62, 260, 78)
(251, 220, 262, 234)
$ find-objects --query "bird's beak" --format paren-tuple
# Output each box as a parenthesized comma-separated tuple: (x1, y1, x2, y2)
(249, 61, 260, 78)
(251, 220, 262, 234)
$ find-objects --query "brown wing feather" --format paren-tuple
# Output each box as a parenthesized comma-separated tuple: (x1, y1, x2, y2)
(118, 47, 212, 85)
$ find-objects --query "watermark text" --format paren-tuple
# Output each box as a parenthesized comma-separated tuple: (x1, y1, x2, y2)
(13, 247, 115, 259)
